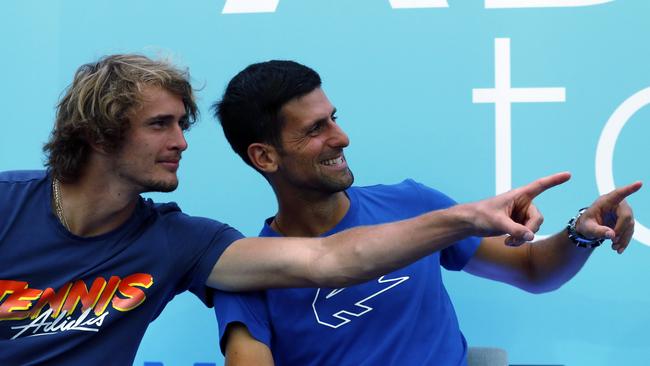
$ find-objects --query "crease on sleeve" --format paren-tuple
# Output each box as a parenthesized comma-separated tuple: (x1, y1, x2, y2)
(213, 290, 272, 355)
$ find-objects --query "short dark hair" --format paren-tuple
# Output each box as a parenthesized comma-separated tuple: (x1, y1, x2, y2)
(44, 54, 198, 182)
(214, 60, 321, 170)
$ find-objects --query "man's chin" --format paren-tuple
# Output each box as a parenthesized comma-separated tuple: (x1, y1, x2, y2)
(324, 170, 354, 193)
(143, 180, 178, 193)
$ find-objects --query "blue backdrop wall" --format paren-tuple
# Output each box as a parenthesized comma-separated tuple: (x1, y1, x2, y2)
(1, 1, 649, 365)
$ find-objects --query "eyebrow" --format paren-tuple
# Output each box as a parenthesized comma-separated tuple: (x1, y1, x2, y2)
(303, 107, 337, 131)
(144, 113, 187, 123)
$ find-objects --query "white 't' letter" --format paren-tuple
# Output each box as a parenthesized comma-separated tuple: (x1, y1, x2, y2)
(472, 38, 565, 194)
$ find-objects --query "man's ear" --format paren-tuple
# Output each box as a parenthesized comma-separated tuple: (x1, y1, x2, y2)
(247, 143, 280, 173)
(88, 139, 110, 155)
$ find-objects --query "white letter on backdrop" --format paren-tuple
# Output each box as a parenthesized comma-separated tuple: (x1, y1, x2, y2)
(472, 38, 565, 194)
(485, 0, 613, 8)
(389, 0, 449, 8)
(222, 0, 279, 14)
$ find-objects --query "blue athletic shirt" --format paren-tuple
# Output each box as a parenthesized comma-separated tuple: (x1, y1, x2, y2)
(0, 170, 244, 365)
(214, 179, 480, 366)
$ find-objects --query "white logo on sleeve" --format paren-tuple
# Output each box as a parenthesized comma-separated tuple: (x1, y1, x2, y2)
(311, 275, 410, 329)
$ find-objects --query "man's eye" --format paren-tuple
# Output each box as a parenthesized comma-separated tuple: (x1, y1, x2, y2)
(308, 123, 324, 135)
(331, 114, 338, 122)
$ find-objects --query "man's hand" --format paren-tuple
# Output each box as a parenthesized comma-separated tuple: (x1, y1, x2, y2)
(460, 172, 572, 246)
(574, 182, 642, 254)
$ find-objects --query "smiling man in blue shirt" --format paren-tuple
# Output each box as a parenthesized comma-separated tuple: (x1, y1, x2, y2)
(212, 60, 640, 366)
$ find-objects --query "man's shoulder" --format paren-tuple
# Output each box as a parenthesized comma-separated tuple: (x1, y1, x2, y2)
(143, 198, 241, 238)
(350, 178, 442, 198)
(145, 198, 207, 224)
(350, 179, 455, 211)
(149, 199, 182, 215)
(352, 178, 423, 191)
(0, 170, 46, 184)
(0, 171, 47, 203)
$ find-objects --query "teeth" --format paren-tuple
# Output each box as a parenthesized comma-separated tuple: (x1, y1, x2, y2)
(322, 157, 344, 166)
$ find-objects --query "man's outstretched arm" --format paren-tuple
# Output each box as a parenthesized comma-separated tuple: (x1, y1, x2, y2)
(208, 172, 571, 291)
(464, 181, 642, 293)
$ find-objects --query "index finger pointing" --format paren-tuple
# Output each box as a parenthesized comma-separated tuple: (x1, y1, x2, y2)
(603, 181, 643, 206)
(521, 172, 572, 198)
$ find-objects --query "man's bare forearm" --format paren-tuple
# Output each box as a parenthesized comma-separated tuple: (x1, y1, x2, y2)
(524, 232, 593, 293)
(465, 182, 640, 294)
(311, 205, 475, 287)
(209, 205, 473, 291)
(209, 173, 571, 291)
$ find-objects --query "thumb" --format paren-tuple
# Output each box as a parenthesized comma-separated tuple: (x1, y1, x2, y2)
(501, 221, 535, 243)
(579, 221, 615, 240)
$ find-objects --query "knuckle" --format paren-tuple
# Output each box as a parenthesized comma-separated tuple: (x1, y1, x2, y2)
(622, 215, 634, 225)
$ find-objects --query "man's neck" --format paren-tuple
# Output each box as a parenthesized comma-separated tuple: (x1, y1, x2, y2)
(54, 170, 140, 238)
(272, 190, 350, 237)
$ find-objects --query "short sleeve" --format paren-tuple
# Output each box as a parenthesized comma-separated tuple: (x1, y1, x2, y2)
(407, 180, 481, 271)
(158, 205, 245, 305)
(186, 222, 245, 305)
(213, 290, 272, 354)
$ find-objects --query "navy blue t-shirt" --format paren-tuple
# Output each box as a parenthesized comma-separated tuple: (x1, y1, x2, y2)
(214, 180, 480, 366)
(0, 170, 243, 365)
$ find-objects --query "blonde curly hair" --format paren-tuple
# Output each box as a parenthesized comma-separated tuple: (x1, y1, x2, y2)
(44, 54, 198, 182)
